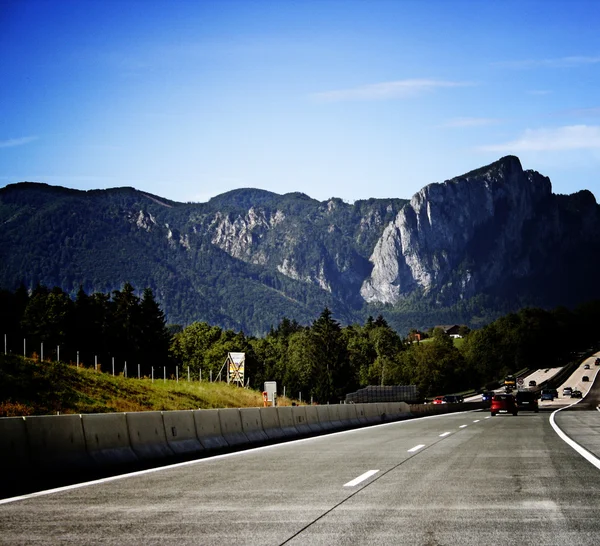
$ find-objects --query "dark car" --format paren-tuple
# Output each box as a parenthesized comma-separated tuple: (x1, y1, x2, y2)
(528, 380, 537, 387)
(491, 394, 518, 416)
(582, 376, 589, 382)
(584, 364, 590, 370)
(443, 395, 460, 403)
(516, 390, 539, 412)
(596, 358, 600, 366)
(481, 391, 494, 403)
(570, 390, 583, 398)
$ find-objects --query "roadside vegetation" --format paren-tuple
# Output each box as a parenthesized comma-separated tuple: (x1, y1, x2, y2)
(0, 353, 295, 417)
(2, 282, 600, 415)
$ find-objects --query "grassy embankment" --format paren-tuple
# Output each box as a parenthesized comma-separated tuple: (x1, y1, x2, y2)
(0, 354, 295, 417)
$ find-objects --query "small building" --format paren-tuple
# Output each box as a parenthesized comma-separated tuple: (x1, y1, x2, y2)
(435, 324, 463, 338)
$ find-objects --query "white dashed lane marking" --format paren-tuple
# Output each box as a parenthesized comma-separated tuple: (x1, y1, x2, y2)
(343, 470, 379, 487)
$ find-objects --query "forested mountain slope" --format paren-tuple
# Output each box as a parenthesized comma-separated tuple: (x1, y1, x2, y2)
(1, 156, 599, 334)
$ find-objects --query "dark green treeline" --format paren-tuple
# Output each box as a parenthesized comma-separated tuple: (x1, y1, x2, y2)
(2, 283, 600, 403)
(0, 282, 171, 376)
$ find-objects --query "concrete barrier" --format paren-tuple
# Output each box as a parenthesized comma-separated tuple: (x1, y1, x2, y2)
(162, 410, 204, 457)
(218, 408, 249, 447)
(259, 407, 286, 441)
(276, 406, 301, 438)
(386, 401, 411, 420)
(338, 404, 360, 427)
(316, 404, 336, 432)
(290, 406, 312, 436)
(25, 414, 94, 472)
(354, 404, 368, 425)
(126, 411, 174, 462)
(326, 405, 344, 431)
(304, 405, 324, 434)
(376, 402, 389, 422)
(377, 403, 393, 422)
(363, 403, 381, 424)
(82, 413, 138, 468)
(0, 416, 31, 477)
(240, 408, 269, 444)
(193, 409, 228, 451)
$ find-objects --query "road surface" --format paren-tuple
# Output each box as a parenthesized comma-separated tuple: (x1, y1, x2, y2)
(2, 376, 600, 545)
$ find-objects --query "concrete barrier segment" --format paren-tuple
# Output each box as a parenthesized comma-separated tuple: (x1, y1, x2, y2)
(240, 407, 269, 444)
(276, 406, 301, 438)
(303, 405, 324, 434)
(259, 407, 286, 440)
(363, 403, 381, 424)
(193, 409, 228, 451)
(338, 403, 361, 427)
(218, 408, 249, 447)
(289, 406, 312, 436)
(0, 416, 31, 475)
(353, 404, 368, 425)
(162, 410, 204, 456)
(326, 404, 344, 431)
(316, 404, 336, 432)
(25, 414, 94, 472)
(81, 413, 138, 468)
(126, 411, 174, 462)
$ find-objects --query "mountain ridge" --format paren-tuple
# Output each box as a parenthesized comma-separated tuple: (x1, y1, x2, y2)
(1, 156, 599, 335)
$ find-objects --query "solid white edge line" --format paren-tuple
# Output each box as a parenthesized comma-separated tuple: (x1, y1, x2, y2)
(343, 469, 379, 487)
(408, 444, 425, 452)
(550, 388, 600, 472)
(439, 432, 451, 437)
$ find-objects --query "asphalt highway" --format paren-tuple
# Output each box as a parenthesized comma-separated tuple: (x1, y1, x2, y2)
(3, 391, 600, 545)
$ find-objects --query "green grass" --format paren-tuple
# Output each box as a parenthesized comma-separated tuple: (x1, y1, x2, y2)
(0, 354, 297, 417)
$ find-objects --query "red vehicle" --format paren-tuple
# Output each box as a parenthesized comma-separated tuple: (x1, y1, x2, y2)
(432, 396, 445, 404)
(491, 393, 518, 416)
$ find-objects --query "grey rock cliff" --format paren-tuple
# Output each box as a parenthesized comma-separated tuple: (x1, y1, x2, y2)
(361, 156, 556, 304)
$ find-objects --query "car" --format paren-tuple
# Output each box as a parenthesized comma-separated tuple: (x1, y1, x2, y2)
(528, 380, 537, 387)
(584, 364, 590, 370)
(491, 394, 518, 416)
(516, 390, 539, 412)
(596, 358, 600, 366)
(540, 388, 557, 401)
(432, 396, 446, 404)
(563, 387, 572, 397)
(443, 395, 460, 403)
(570, 390, 583, 398)
(582, 376, 589, 382)
(481, 391, 494, 403)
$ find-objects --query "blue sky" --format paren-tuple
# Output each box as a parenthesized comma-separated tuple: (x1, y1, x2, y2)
(1, 0, 600, 204)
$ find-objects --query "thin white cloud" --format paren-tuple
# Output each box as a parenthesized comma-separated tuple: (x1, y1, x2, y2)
(479, 125, 600, 152)
(441, 117, 500, 128)
(312, 79, 472, 101)
(495, 56, 600, 69)
(528, 90, 552, 96)
(0, 136, 38, 149)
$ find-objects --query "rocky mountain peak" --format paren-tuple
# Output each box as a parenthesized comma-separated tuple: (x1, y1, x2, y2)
(360, 157, 554, 304)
